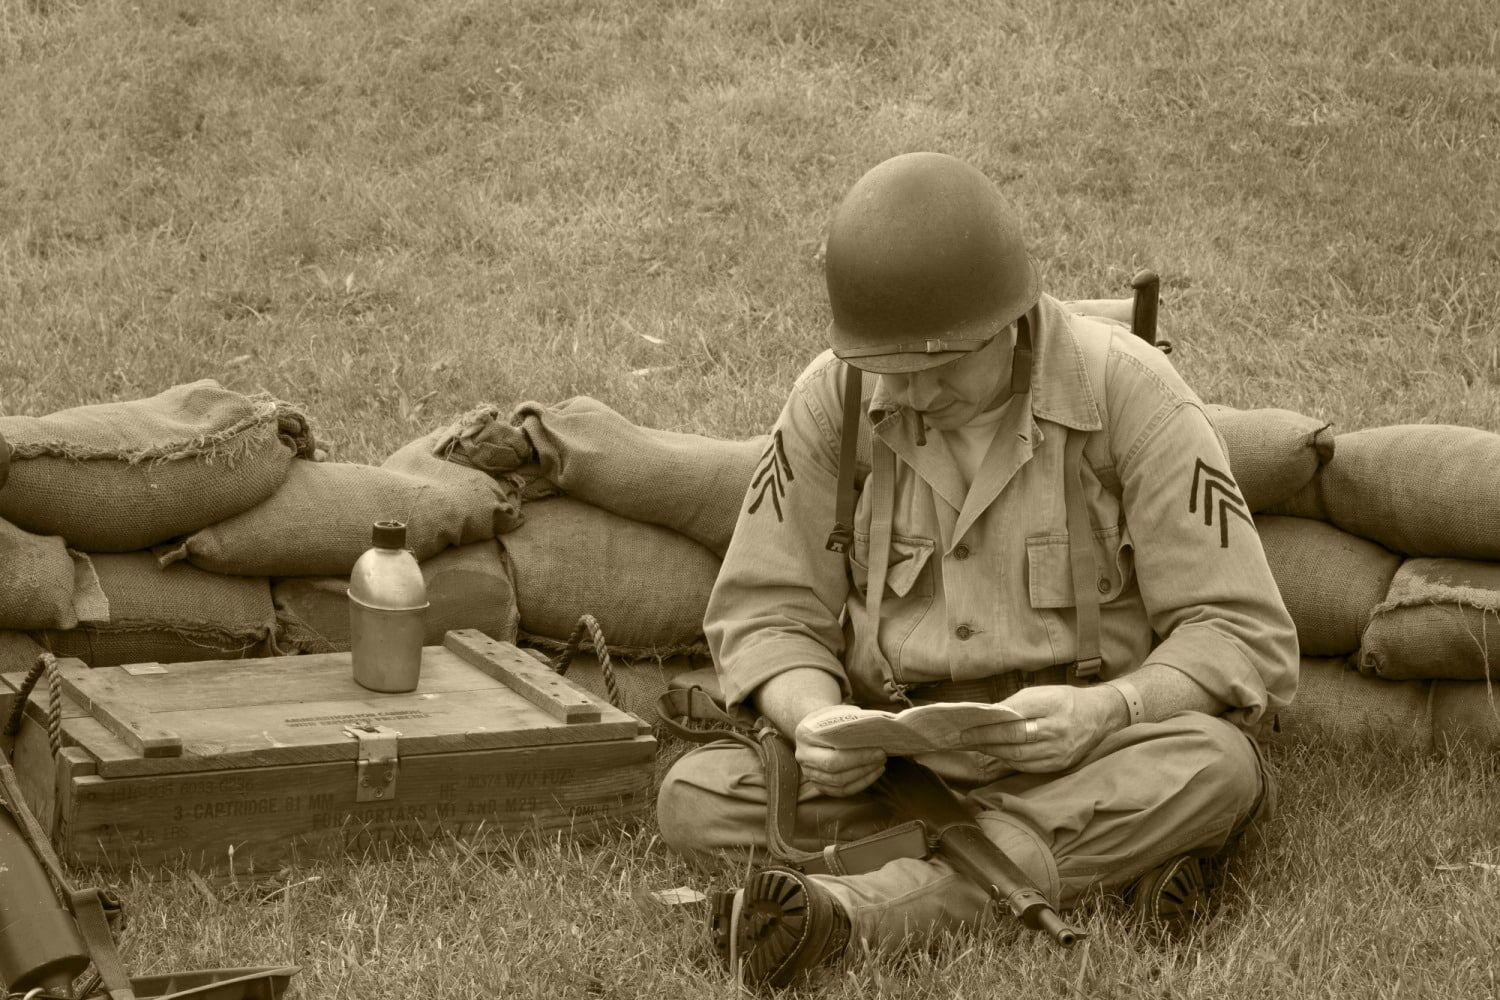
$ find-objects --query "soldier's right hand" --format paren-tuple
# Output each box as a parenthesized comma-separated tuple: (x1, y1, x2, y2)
(793, 719, 889, 797)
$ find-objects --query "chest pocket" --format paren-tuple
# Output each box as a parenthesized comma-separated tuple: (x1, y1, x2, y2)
(850, 531, 936, 599)
(1026, 524, 1135, 608)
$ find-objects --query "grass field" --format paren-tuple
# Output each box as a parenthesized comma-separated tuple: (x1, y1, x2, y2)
(2, 0, 1498, 996)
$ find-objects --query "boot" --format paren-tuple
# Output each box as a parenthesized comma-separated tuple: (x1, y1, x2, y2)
(1128, 855, 1209, 935)
(710, 866, 852, 988)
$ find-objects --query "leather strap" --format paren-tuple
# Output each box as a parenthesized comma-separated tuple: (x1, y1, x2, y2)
(826, 364, 864, 553)
(1106, 677, 1146, 726)
(835, 337, 990, 359)
(656, 687, 931, 875)
(1063, 430, 1103, 679)
(71, 887, 136, 1000)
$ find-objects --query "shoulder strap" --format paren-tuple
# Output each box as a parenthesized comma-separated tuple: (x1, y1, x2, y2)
(1063, 316, 1118, 681)
(826, 364, 864, 553)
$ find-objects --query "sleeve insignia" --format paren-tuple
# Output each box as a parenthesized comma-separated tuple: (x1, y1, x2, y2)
(748, 429, 795, 522)
(1189, 459, 1253, 548)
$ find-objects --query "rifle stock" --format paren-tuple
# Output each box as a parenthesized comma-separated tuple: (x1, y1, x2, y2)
(872, 757, 1083, 946)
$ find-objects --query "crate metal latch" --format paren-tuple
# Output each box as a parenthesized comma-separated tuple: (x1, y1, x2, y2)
(344, 724, 400, 802)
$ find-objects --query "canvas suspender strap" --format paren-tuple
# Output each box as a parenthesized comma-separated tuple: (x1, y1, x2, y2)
(655, 687, 929, 875)
(863, 437, 899, 690)
(826, 364, 864, 554)
(1011, 311, 1034, 395)
(1063, 429, 1103, 680)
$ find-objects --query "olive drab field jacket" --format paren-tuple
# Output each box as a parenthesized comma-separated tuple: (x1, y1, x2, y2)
(706, 294, 1298, 731)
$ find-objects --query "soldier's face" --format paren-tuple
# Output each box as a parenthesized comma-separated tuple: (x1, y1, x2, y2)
(880, 326, 1013, 430)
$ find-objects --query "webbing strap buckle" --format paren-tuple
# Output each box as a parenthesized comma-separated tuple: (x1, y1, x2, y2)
(1072, 657, 1103, 681)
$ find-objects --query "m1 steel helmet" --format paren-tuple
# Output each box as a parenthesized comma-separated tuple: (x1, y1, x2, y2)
(824, 152, 1040, 374)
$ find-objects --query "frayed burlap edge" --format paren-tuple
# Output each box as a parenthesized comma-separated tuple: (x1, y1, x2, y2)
(7, 393, 313, 466)
(516, 628, 709, 662)
(33, 619, 286, 661)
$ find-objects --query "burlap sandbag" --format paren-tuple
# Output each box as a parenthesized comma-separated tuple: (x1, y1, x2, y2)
(438, 398, 763, 557)
(33, 553, 278, 666)
(163, 433, 516, 577)
(1359, 558, 1500, 681)
(0, 380, 314, 552)
(1204, 405, 1335, 512)
(1255, 515, 1401, 656)
(1312, 425, 1500, 559)
(502, 496, 718, 657)
(0, 631, 47, 675)
(274, 539, 519, 654)
(1431, 680, 1500, 751)
(528, 649, 705, 729)
(1269, 656, 1433, 751)
(0, 517, 109, 631)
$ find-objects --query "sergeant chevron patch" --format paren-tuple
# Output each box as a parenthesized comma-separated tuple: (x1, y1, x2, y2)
(748, 429, 795, 522)
(1189, 459, 1252, 548)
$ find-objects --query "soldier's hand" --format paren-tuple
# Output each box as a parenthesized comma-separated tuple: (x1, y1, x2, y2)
(959, 684, 1127, 773)
(794, 712, 889, 797)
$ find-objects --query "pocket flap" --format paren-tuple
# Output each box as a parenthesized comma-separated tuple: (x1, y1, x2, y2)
(852, 532, 936, 599)
(885, 534, 935, 598)
(1027, 526, 1131, 608)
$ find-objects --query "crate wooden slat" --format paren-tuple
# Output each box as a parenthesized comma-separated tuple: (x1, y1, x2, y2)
(4, 631, 655, 872)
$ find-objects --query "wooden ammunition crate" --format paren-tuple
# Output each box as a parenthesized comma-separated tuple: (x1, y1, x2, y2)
(1, 630, 655, 873)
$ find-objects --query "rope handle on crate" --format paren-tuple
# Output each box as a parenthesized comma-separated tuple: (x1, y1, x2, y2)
(4, 652, 62, 758)
(551, 614, 624, 713)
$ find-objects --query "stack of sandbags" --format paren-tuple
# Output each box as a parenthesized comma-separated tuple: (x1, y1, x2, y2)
(1, 381, 312, 666)
(167, 427, 526, 655)
(1255, 424, 1500, 752)
(439, 397, 759, 656)
(274, 540, 519, 654)
(3, 384, 526, 669)
(161, 428, 521, 577)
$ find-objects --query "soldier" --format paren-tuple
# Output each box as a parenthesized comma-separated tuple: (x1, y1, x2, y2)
(656, 152, 1297, 987)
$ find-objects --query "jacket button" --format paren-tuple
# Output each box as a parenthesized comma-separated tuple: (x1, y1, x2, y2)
(1097, 577, 1112, 594)
(955, 625, 973, 640)
(954, 544, 971, 560)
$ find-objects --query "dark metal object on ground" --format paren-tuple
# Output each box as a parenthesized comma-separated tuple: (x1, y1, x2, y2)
(872, 757, 1084, 946)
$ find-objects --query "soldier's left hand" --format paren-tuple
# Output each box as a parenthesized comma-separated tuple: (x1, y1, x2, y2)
(959, 684, 1124, 773)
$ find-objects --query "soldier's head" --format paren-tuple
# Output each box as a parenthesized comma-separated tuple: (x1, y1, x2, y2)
(823, 152, 1038, 428)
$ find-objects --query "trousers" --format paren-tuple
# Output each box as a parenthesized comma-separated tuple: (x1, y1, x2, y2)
(657, 711, 1271, 947)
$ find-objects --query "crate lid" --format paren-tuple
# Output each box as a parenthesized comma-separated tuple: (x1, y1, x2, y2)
(6, 631, 644, 779)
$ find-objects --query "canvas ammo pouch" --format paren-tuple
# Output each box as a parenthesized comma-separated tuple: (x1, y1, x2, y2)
(32, 552, 279, 667)
(1254, 515, 1401, 656)
(1359, 558, 1500, 681)
(275, 539, 519, 654)
(1203, 404, 1334, 512)
(0, 380, 314, 552)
